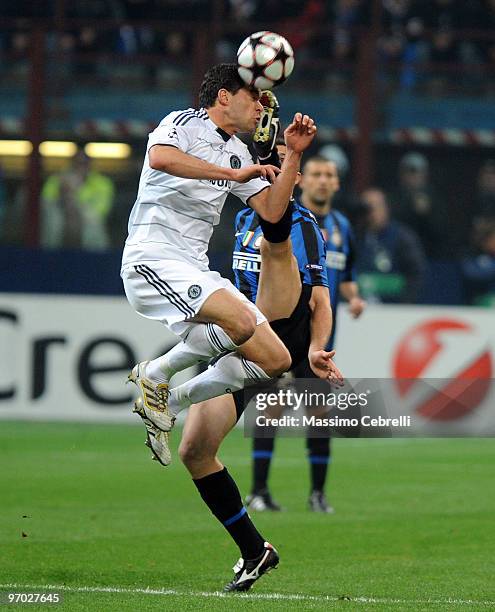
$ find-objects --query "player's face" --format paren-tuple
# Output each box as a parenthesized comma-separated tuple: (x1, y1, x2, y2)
(300, 161, 340, 206)
(361, 190, 389, 230)
(229, 87, 263, 132)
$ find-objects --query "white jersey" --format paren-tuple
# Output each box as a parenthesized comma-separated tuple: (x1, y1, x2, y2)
(121, 108, 269, 273)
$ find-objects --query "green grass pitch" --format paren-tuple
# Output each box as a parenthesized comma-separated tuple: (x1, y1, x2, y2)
(1, 421, 494, 611)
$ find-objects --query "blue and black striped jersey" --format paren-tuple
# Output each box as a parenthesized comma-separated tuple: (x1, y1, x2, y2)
(232, 201, 328, 304)
(314, 208, 357, 349)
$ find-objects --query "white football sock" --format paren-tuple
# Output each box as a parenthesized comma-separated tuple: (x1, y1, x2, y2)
(146, 323, 238, 383)
(168, 353, 271, 417)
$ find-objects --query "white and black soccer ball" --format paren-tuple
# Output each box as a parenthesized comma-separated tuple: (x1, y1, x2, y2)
(237, 31, 295, 90)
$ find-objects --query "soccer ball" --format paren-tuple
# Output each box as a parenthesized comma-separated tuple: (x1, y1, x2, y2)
(237, 31, 295, 90)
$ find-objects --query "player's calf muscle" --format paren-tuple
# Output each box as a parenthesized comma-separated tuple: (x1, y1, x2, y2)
(239, 325, 291, 375)
(258, 246, 301, 320)
(179, 397, 236, 474)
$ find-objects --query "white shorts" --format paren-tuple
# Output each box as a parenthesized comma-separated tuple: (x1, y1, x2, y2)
(121, 260, 266, 337)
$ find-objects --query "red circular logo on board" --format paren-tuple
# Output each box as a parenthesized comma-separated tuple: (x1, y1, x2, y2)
(392, 319, 492, 421)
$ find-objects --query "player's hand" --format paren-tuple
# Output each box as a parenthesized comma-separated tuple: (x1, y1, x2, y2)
(308, 349, 344, 386)
(231, 164, 280, 184)
(284, 113, 317, 154)
(348, 297, 366, 319)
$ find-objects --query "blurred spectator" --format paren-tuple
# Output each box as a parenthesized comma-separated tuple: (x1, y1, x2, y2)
(473, 159, 495, 221)
(356, 187, 426, 303)
(416, 0, 486, 87)
(306, 0, 365, 83)
(41, 150, 115, 251)
(461, 219, 495, 306)
(228, 0, 257, 21)
(391, 151, 447, 258)
(429, 25, 458, 65)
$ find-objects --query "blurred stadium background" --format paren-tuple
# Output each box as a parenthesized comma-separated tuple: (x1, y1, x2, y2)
(1, 1, 495, 608)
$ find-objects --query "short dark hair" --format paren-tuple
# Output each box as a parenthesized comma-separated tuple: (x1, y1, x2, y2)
(302, 155, 338, 173)
(199, 63, 250, 108)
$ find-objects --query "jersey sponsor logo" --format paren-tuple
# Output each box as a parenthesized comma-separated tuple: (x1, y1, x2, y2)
(232, 252, 261, 273)
(326, 251, 347, 270)
(187, 284, 202, 299)
(208, 179, 232, 189)
(230, 154, 241, 169)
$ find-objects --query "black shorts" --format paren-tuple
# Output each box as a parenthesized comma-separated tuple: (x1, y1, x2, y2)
(233, 284, 314, 421)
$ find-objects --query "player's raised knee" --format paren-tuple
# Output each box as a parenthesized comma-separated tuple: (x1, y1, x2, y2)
(178, 438, 211, 467)
(229, 307, 257, 345)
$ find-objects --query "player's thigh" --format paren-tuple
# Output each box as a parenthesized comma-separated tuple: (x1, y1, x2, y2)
(194, 288, 258, 343)
(256, 238, 302, 321)
(237, 320, 291, 373)
(123, 261, 249, 338)
(180, 394, 238, 460)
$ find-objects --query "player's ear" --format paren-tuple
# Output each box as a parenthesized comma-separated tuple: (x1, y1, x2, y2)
(295, 171, 302, 186)
(217, 88, 230, 107)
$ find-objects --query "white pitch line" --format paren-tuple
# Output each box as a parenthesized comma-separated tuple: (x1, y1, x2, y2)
(1, 584, 494, 607)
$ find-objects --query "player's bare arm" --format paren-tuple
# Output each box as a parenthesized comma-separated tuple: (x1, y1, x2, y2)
(148, 145, 280, 183)
(339, 281, 366, 319)
(307, 285, 344, 384)
(249, 113, 317, 223)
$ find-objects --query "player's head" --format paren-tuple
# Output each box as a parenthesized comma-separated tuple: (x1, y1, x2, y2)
(299, 156, 340, 207)
(199, 63, 263, 132)
(275, 138, 301, 185)
(360, 188, 389, 230)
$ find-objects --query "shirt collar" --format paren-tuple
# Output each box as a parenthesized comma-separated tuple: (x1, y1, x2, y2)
(203, 111, 232, 142)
